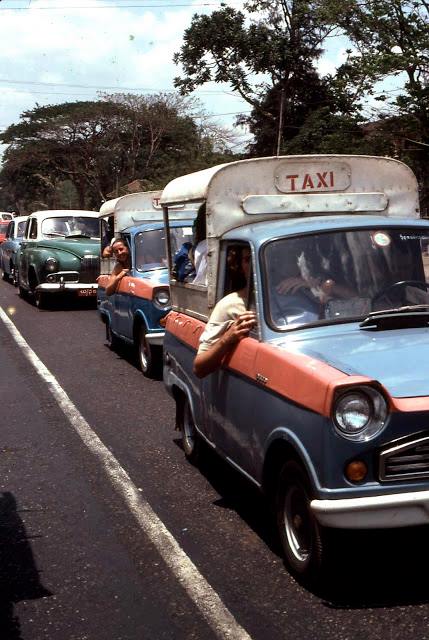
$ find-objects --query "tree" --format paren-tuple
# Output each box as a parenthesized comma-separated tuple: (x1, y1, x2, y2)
(0, 94, 234, 214)
(174, 0, 344, 154)
(330, 0, 429, 209)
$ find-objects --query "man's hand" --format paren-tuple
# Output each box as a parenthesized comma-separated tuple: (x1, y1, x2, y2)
(223, 311, 256, 345)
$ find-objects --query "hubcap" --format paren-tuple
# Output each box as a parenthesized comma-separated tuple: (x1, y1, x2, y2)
(284, 486, 311, 563)
(139, 329, 149, 371)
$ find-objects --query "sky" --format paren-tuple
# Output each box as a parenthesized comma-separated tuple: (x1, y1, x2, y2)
(0, 0, 350, 160)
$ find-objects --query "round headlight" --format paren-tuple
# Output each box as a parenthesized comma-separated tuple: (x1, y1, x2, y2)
(333, 386, 387, 442)
(45, 257, 58, 272)
(154, 289, 170, 308)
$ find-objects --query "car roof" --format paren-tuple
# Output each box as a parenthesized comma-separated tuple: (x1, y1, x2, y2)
(29, 210, 98, 219)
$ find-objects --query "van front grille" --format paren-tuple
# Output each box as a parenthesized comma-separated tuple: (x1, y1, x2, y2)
(379, 435, 429, 481)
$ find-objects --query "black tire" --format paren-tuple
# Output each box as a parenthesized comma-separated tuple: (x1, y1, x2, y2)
(2, 269, 9, 282)
(18, 282, 27, 298)
(137, 325, 161, 378)
(276, 460, 326, 583)
(34, 289, 49, 309)
(11, 263, 18, 287)
(181, 396, 201, 464)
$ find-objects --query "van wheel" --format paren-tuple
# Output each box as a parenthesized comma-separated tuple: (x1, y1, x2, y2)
(276, 460, 325, 583)
(182, 397, 201, 464)
(137, 325, 161, 378)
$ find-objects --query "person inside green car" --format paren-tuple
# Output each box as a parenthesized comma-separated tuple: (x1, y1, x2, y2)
(106, 238, 131, 296)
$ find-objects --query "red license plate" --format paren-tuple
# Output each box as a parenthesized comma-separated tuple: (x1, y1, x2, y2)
(78, 288, 97, 297)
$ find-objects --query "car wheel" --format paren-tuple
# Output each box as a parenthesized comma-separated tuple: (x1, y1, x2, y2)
(181, 396, 201, 463)
(34, 290, 49, 309)
(18, 281, 27, 298)
(2, 269, 9, 282)
(10, 262, 17, 286)
(276, 460, 326, 583)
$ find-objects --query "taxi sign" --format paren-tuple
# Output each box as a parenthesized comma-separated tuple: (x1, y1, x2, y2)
(274, 161, 351, 193)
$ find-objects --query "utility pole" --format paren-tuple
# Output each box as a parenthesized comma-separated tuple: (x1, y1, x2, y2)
(276, 86, 285, 156)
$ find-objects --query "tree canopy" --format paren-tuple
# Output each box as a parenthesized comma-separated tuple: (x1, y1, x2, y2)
(174, 0, 428, 210)
(0, 93, 234, 214)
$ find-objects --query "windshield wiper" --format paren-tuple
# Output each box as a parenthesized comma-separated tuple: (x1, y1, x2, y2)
(43, 232, 66, 237)
(360, 305, 429, 330)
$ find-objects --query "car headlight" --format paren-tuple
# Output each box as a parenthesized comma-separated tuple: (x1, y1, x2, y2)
(153, 288, 170, 309)
(45, 257, 58, 272)
(333, 386, 388, 442)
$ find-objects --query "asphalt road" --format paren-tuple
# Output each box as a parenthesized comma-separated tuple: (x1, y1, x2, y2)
(1, 279, 429, 640)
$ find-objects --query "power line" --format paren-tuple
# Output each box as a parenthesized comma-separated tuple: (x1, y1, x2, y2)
(0, 77, 236, 95)
(0, 1, 242, 9)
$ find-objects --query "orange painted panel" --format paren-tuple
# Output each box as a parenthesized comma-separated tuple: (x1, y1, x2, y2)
(390, 397, 429, 412)
(166, 311, 205, 349)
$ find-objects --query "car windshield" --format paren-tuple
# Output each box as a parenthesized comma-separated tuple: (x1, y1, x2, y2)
(264, 226, 429, 330)
(135, 225, 193, 271)
(41, 216, 99, 239)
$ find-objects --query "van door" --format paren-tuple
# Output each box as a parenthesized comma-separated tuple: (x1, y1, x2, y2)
(200, 242, 260, 477)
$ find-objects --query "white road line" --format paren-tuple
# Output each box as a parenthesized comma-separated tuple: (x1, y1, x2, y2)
(0, 306, 252, 640)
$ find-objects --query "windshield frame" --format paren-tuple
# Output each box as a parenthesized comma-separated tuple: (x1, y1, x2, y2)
(261, 224, 429, 333)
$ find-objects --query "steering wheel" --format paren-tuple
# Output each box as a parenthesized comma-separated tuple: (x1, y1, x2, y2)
(371, 280, 429, 305)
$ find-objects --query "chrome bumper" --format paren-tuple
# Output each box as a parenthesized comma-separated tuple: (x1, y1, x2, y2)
(146, 331, 165, 346)
(37, 283, 98, 292)
(312, 489, 429, 529)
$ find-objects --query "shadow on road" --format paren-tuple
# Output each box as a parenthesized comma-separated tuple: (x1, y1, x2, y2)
(179, 442, 429, 609)
(317, 525, 429, 609)
(0, 492, 52, 639)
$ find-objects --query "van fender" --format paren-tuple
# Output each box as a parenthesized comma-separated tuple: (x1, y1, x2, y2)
(262, 427, 322, 495)
(165, 370, 209, 441)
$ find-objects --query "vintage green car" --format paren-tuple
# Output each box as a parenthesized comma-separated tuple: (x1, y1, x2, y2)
(17, 209, 100, 308)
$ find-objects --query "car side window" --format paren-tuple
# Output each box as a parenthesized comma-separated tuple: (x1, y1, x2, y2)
(6, 222, 13, 239)
(29, 219, 38, 239)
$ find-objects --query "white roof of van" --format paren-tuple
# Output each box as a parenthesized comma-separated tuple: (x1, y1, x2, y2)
(99, 191, 162, 217)
(161, 155, 420, 239)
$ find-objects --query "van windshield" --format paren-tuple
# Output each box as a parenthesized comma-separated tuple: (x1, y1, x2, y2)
(264, 227, 429, 330)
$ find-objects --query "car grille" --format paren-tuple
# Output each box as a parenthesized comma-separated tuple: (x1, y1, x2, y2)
(80, 255, 100, 283)
(379, 435, 429, 481)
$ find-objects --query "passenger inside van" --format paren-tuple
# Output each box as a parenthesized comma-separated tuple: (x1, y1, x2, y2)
(193, 245, 256, 378)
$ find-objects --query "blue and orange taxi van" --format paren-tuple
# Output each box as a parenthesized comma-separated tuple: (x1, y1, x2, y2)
(161, 155, 429, 581)
(97, 190, 196, 377)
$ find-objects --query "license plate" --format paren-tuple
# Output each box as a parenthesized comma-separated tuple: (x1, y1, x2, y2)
(78, 288, 97, 297)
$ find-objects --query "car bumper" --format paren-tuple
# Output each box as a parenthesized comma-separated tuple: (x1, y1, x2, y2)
(312, 488, 429, 529)
(37, 283, 98, 293)
(146, 331, 164, 346)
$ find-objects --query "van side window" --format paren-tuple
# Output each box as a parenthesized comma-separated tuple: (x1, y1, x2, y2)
(223, 242, 254, 305)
